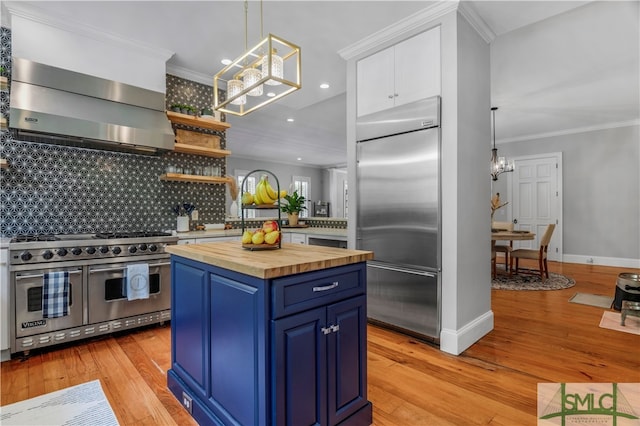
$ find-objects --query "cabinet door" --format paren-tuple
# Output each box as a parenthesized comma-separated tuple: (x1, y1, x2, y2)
(273, 307, 327, 426)
(394, 27, 441, 106)
(290, 233, 307, 245)
(327, 295, 368, 425)
(171, 260, 209, 399)
(356, 45, 395, 117)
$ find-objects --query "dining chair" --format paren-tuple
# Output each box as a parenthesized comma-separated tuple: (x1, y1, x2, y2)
(491, 248, 497, 279)
(510, 224, 556, 281)
(492, 221, 514, 271)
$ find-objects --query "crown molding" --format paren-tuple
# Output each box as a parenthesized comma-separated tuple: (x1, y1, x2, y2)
(338, 1, 459, 60)
(499, 119, 640, 144)
(4, 1, 174, 62)
(166, 63, 213, 86)
(457, 1, 495, 43)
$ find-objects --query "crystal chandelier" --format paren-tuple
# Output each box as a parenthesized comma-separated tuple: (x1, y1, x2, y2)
(490, 107, 514, 181)
(213, 0, 301, 116)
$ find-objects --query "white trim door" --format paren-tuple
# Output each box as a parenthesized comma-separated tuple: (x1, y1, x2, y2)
(507, 153, 563, 261)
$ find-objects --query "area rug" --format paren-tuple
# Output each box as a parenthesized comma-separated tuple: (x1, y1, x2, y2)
(0, 379, 119, 425)
(599, 311, 640, 335)
(569, 292, 614, 308)
(492, 270, 576, 291)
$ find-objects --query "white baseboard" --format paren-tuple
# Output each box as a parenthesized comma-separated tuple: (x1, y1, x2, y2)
(562, 254, 640, 269)
(439, 310, 494, 355)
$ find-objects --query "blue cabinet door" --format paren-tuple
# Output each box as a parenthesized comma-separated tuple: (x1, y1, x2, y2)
(273, 306, 327, 426)
(327, 295, 368, 425)
(171, 260, 209, 400)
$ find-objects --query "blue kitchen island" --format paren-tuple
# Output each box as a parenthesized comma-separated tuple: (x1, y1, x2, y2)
(165, 241, 374, 426)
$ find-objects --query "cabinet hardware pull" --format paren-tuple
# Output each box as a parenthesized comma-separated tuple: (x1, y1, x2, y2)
(321, 327, 331, 335)
(330, 324, 340, 333)
(312, 282, 339, 292)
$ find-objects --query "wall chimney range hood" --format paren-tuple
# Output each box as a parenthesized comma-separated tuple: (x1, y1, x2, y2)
(9, 58, 174, 154)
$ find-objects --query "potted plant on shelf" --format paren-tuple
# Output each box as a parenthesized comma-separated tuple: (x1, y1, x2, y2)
(170, 103, 182, 113)
(280, 190, 306, 226)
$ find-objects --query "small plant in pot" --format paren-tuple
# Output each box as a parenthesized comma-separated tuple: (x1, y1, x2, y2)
(170, 103, 182, 112)
(280, 190, 306, 226)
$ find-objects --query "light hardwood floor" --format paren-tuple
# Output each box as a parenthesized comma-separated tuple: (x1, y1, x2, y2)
(2, 261, 639, 425)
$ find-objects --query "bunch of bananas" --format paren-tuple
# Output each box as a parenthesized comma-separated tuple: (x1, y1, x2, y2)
(254, 175, 283, 205)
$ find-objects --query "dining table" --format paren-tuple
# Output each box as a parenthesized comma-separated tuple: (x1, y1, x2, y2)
(491, 230, 536, 275)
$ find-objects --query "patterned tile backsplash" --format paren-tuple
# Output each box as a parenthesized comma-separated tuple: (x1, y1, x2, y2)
(0, 27, 229, 237)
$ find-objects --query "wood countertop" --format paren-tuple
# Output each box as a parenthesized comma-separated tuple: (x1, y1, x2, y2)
(166, 241, 373, 279)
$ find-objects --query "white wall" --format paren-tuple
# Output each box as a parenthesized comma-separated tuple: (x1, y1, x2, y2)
(8, 3, 172, 92)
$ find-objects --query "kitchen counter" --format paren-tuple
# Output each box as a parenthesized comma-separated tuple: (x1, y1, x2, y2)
(166, 240, 370, 279)
(175, 226, 347, 240)
(167, 241, 373, 425)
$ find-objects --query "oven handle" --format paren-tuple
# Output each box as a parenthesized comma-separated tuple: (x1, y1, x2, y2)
(15, 270, 82, 280)
(89, 262, 171, 274)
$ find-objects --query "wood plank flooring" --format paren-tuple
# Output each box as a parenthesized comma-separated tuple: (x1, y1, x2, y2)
(2, 261, 639, 425)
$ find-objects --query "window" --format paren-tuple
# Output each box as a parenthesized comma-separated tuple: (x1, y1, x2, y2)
(292, 176, 311, 218)
(236, 170, 256, 218)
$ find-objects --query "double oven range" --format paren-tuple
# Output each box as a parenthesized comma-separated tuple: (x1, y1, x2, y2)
(8, 231, 178, 356)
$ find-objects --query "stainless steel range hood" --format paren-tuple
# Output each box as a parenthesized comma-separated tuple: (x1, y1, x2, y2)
(9, 58, 174, 154)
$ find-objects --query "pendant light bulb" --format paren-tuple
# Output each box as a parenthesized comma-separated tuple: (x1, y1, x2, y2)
(243, 68, 263, 96)
(262, 49, 283, 86)
(228, 79, 246, 105)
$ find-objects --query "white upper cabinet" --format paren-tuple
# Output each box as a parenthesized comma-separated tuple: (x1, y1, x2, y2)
(356, 27, 440, 117)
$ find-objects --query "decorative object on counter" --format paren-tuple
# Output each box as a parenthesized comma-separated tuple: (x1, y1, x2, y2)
(240, 170, 282, 249)
(490, 192, 508, 221)
(213, 0, 301, 116)
(227, 175, 239, 217)
(173, 203, 196, 232)
(280, 190, 306, 226)
(490, 107, 514, 181)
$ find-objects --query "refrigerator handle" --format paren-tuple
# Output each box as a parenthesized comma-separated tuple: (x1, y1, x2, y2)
(367, 261, 436, 278)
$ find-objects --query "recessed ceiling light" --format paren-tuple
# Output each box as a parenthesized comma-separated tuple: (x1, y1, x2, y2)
(297, 157, 302, 161)
(266, 92, 276, 97)
(287, 118, 295, 122)
(320, 83, 330, 89)
(221, 59, 232, 65)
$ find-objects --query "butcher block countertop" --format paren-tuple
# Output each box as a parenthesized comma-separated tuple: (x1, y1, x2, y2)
(166, 240, 373, 279)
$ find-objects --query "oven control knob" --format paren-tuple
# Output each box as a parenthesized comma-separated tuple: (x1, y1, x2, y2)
(20, 251, 33, 261)
(71, 247, 82, 256)
(138, 243, 148, 251)
(148, 244, 158, 252)
(128, 245, 137, 254)
(98, 246, 109, 254)
(42, 250, 54, 260)
(86, 247, 96, 255)
(57, 248, 68, 257)
(112, 246, 122, 255)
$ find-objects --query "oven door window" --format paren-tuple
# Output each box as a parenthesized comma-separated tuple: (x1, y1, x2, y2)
(27, 285, 74, 311)
(104, 274, 160, 301)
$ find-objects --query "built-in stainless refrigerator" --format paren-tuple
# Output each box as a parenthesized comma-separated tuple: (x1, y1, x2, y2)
(356, 96, 441, 342)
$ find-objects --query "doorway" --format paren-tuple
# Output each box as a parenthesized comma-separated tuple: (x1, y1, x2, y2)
(507, 152, 563, 261)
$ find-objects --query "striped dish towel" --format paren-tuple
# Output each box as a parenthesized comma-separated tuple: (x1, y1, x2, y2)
(42, 271, 69, 318)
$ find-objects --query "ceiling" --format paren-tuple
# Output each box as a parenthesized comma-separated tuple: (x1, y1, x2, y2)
(2, 1, 638, 167)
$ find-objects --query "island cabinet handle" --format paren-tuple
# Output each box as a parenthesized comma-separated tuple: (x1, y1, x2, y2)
(312, 281, 339, 292)
(321, 325, 340, 335)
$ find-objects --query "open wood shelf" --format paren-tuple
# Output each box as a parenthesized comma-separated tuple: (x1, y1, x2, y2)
(173, 143, 231, 158)
(0, 116, 6, 131)
(159, 173, 233, 184)
(0, 158, 8, 169)
(0, 76, 7, 91)
(166, 111, 231, 131)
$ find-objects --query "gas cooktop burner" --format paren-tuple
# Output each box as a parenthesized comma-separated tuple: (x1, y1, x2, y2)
(94, 231, 173, 239)
(10, 234, 61, 243)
